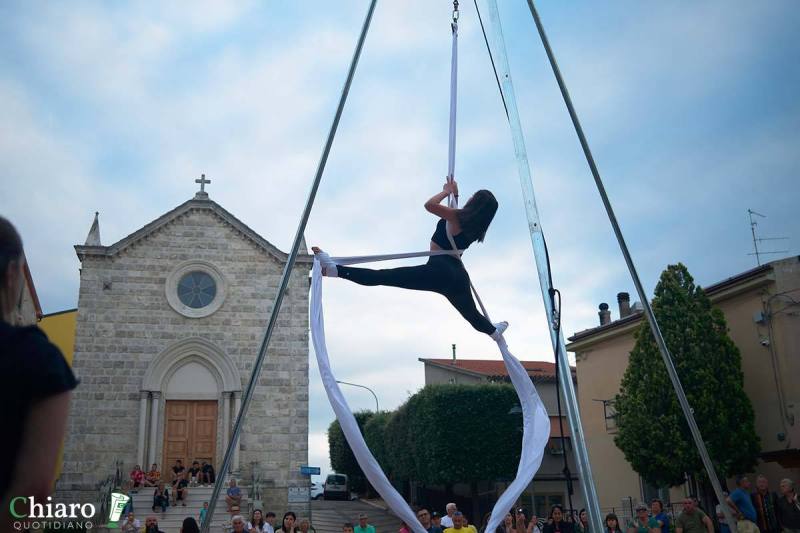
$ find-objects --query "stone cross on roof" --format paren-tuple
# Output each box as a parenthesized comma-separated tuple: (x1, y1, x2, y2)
(195, 174, 211, 199)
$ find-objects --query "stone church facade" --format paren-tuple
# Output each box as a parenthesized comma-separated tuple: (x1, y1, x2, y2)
(55, 185, 312, 515)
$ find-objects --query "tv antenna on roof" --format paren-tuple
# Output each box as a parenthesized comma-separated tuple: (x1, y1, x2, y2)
(747, 209, 788, 266)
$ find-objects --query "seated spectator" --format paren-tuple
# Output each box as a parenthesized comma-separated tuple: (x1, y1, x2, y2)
(277, 511, 299, 533)
(173, 474, 189, 507)
(121, 512, 140, 532)
(355, 512, 376, 533)
(145, 515, 167, 533)
(776, 478, 800, 533)
(170, 459, 187, 487)
(226, 478, 243, 512)
(130, 465, 145, 491)
(605, 513, 622, 533)
(187, 460, 201, 487)
(145, 463, 161, 487)
(543, 505, 574, 533)
(249, 509, 269, 533)
(201, 461, 216, 485)
(182, 517, 200, 533)
(231, 515, 247, 533)
(675, 497, 713, 533)
(152, 482, 169, 513)
(627, 504, 658, 533)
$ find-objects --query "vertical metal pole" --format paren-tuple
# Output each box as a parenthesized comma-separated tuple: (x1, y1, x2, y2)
(199, 1, 378, 530)
(523, 1, 737, 530)
(481, 3, 604, 533)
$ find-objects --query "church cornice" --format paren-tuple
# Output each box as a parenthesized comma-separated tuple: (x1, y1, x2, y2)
(74, 197, 312, 266)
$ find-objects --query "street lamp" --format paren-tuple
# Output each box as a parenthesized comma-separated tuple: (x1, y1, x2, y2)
(335, 380, 380, 413)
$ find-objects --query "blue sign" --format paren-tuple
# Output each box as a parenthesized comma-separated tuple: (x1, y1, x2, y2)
(300, 466, 321, 476)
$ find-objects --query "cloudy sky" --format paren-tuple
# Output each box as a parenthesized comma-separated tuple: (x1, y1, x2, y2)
(3, 1, 798, 481)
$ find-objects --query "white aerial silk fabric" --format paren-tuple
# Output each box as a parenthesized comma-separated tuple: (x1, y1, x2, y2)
(310, 253, 550, 533)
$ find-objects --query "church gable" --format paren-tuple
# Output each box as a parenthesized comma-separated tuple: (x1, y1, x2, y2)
(75, 196, 312, 267)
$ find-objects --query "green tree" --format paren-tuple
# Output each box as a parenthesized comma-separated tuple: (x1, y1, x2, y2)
(328, 411, 374, 493)
(614, 263, 760, 489)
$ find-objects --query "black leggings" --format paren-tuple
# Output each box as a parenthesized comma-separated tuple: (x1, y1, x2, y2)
(337, 255, 495, 335)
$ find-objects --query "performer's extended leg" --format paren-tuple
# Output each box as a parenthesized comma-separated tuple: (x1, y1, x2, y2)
(445, 288, 496, 335)
(337, 263, 445, 292)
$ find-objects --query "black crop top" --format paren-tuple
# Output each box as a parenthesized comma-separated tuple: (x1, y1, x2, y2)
(431, 218, 474, 251)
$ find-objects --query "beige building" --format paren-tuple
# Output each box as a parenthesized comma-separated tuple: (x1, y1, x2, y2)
(566, 256, 800, 512)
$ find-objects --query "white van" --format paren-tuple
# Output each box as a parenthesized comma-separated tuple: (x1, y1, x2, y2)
(323, 473, 349, 501)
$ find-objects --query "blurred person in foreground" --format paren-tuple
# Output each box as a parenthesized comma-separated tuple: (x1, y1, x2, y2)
(0, 216, 78, 527)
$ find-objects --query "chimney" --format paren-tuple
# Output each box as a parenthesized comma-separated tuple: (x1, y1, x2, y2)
(617, 292, 631, 318)
(451, 343, 456, 364)
(599, 303, 611, 326)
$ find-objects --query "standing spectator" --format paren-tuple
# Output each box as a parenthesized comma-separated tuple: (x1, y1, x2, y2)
(299, 518, 315, 533)
(676, 497, 713, 533)
(462, 513, 478, 533)
(516, 508, 541, 533)
(400, 521, 412, 533)
(181, 517, 201, 533)
(121, 512, 141, 532)
(604, 513, 622, 533)
(717, 496, 731, 533)
(432, 513, 443, 532)
(201, 461, 216, 485)
(753, 475, 781, 533)
(650, 500, 669, 533)
(355, 512, 377, 533)
(543, 506, 574, 533)
(146, 463, 161, 487)
(575, 509, 590, 533)
(417, 508, 443, 533)
(0, 217, 78, 529)
(226, 478, 243, 512)
(152, 482, 170, 513)
(277, 511, 300, 533)
(627, 504, 658, 533)
(729, 476, 760, 533)
(249, 509, 269, 533)
(343, 524, 355, 533)
(130, 465, 146, 491)
(498, 512, 514, 533)
(230, 515, 248, 533)
(776, 478, 800, 533)
(442, 504, 459, 529)
(144, 515, 167, 533)
(199, 501, 209, 527)
(444, 512, 467, 532)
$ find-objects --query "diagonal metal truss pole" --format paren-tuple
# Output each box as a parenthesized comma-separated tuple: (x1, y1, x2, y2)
(481, 2, 604, 532)
(200, 1, 378, 531)
(523, 1, 738, 531)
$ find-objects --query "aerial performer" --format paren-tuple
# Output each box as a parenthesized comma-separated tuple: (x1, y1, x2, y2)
(313, 179, 508, 340)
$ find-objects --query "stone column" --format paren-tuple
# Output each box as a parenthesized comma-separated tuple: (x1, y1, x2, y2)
(223, 392, 231, 473)
(137, 391, 149, 467)
(148, 391, 161, 467)
(233, 392, 241, 472)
